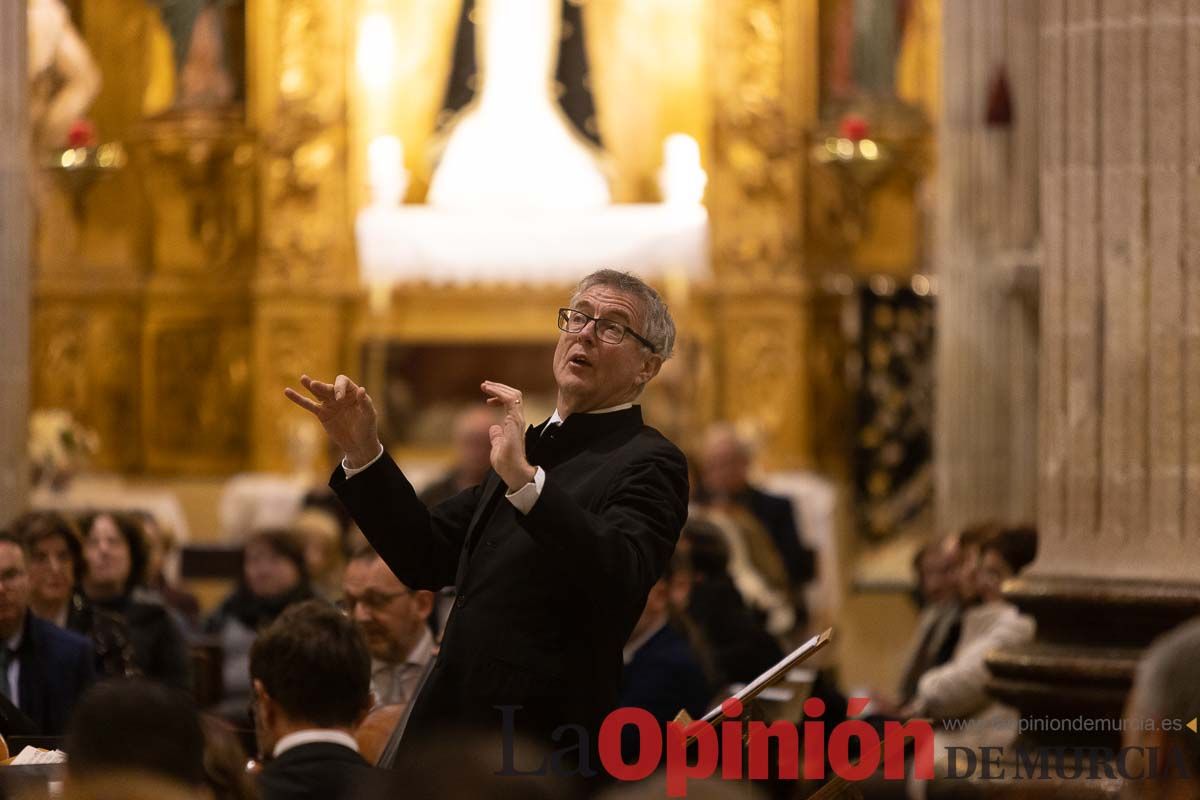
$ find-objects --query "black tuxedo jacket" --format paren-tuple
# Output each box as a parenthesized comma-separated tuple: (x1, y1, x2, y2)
(258, 742, 375, 800)
(332, 405, 689, 747)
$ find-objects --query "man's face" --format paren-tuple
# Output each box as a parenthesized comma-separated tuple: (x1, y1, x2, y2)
(552, 286, 662, 415)
(700, 433, 749, 498)
(453, 408, 497, 481)
(28, 534, 75, 609)
(244, 540, 301, 599)
(958, 543, 981, 604)
(342, 557, 432, 663)
(975, 549, 1013, 604)
(0, 543, 31, 636)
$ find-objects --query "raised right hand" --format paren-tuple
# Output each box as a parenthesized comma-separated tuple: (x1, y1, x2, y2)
(284, 374, 381, 469)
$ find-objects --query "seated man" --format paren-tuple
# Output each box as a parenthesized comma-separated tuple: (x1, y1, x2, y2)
(251, 600, 378, 800)
(904, 527, 1036, 732)
(0, 530, 94, 735)
(698, 424, 815, 622)
(341, 547, 436, 763)
(1123, 617, 1200, 800)
(341, 547, 435, 710)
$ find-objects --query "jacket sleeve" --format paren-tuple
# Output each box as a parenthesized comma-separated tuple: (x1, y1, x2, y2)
(515, 439, 689, 623)
(331, 451, 482, 591)
(914, 610, 1034, 720)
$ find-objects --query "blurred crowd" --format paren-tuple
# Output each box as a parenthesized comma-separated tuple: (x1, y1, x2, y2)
(0, 409, 1195, 800)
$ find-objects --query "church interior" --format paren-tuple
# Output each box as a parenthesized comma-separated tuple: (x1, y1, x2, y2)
(2, 0, 1199, 797)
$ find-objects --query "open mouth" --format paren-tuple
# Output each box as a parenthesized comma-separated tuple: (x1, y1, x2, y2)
(568, 354, 592, 368)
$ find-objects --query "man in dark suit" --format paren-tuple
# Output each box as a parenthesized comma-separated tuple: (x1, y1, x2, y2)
(251, 600, 378, 800)
(699, 424, 815, 619)
(286, 270, 689, 760)
(0, 532, 94, 736)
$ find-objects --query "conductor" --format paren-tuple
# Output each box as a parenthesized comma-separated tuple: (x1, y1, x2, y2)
(285, 270, 689, 758)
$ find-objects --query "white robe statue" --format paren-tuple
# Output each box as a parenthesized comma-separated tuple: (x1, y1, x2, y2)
(426, 0, 611, 211)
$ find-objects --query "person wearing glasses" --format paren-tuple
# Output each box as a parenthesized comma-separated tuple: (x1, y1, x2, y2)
(285, 269, 688, 767)
(341, 547, 435, 710)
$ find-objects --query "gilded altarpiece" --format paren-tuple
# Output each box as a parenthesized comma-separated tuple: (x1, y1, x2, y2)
(32, 0, 818, 474)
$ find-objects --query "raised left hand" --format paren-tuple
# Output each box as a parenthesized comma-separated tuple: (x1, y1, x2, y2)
(480, 381, 536, 488)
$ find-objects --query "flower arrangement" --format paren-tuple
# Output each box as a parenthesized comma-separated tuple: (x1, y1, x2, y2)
(28, 409, 99, 490)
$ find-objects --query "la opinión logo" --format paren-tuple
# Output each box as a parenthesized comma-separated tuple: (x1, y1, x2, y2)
(498, 696, 935, 797)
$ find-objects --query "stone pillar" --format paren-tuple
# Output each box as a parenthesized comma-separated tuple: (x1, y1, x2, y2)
(935, 0, 1041, 533)
(992, 0, 1200, 754)
(0, 1, 30, 524)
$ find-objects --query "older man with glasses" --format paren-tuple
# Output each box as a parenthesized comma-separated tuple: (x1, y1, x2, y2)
(285, 269, 689, 769)
(340, 547, 435, 710)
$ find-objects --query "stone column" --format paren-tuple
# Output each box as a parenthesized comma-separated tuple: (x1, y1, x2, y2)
(0, 1, 30, 524)
(934, 0, 1041, 533)
(991, 0, 1200, 753)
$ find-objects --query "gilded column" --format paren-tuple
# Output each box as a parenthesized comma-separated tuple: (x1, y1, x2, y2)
(708, 0, 817, 468)
(0, 1, 30, 521)
(934, 0, 1041, 533)
(250, 0, 354, 472)
(982, 0, 1200, 755)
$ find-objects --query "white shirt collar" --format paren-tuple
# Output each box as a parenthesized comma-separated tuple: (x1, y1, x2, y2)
(273, 729, 359, 758)
(547, 402, 634, 427)
(622, 616, 668, 665)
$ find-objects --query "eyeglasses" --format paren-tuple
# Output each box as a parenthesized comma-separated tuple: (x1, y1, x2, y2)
(339, 589, 411, 614)
(557, 308, 657, 353)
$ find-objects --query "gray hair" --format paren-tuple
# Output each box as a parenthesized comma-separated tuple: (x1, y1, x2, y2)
(1132, 617, 1200, 778)
(569, 270, 676, 359)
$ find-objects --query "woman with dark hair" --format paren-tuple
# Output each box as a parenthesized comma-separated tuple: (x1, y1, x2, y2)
(205, 528, 315, 720)
(79, 511, 191, 689)
(12, 511, 138, 678)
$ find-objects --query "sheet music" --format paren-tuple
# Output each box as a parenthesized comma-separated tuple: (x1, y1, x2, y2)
(9, 746, 67, 765)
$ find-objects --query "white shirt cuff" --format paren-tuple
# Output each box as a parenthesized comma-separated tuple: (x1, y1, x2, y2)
(505, 467, 545, 514)
(342, 444, 385, 478)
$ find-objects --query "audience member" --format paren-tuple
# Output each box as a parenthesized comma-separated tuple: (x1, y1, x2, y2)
(206, 528, 315, 719)
(681, 519, 784, 685)
(65, 679, 205, 789)
(294, 507, 346, 600)
(417, 405, 499, 507)
(1123, 617, 1200, 800)
(12, 510, 137, 678)
(134, 510, 201, 629)
(341, 547, 435, 710)
(79, 511, 191, 688)
(698, 424, 815, 623)
(0, 531, 94, 735)
(619, 554, 712, 760)
(250, 600, 377, 800)
(902, 525, 1034, 721)
(880, 533, 964, 714)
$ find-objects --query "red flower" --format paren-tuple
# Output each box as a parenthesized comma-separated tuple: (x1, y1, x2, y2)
(838, 114, 870, 142)
(66, 119, 96, 149)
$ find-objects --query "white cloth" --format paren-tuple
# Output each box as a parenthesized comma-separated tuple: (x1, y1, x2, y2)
(370, 627, 435, 708)
(273, 729, 359, 758)
(912, 600, 1034, 720)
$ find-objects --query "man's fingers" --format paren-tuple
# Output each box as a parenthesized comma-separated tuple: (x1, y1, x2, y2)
(300, 375, 335, 401)
(480, 381, 523, 406)
(283, 387, 321, 414)
(334, 374, 360, 402)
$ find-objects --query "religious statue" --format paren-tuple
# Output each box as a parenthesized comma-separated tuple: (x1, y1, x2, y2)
(27, 0, 101, 150)
(147, 0, 239, 111)
(427, 0, 611, 210)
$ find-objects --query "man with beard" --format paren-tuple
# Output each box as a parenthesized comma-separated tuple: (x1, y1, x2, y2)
(341, 548, 435, 711)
